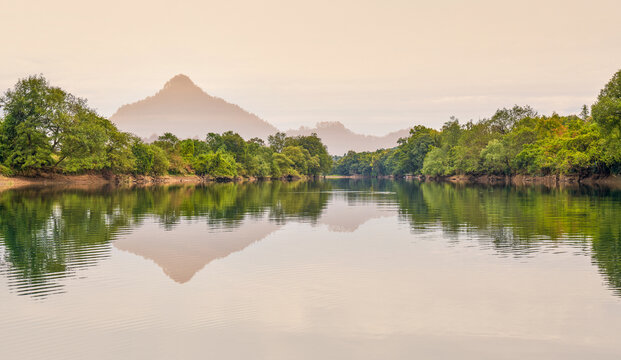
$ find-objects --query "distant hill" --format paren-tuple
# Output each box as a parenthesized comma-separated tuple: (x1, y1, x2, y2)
(286, 122, 410, 155)
(110, 75, 410, 154)
(110, 74, 278, 139)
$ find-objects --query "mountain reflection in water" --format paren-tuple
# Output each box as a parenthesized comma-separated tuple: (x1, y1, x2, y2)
(0, 179, 619, 298)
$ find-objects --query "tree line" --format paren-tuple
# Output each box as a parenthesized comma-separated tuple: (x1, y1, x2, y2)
(333, 69, 621, 177)
(2, 70, 620, 180)
(0, 76, 332, 179)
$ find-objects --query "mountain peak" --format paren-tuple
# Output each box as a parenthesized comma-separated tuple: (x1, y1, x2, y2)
(110, 74, 278, 140)
(163, 74, 197, 90)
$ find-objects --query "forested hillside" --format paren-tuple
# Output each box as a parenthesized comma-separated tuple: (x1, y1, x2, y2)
(0, 76, 331, 179)
(2, 70, 620, 181)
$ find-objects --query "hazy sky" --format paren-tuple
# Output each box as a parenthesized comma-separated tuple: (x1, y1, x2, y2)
(1, 0, 620, 134)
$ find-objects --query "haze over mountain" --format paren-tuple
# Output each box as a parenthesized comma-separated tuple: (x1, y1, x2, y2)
(111, 74, 411, 154)
(286, 122, 410, 155)
(110, 74, 278, 140)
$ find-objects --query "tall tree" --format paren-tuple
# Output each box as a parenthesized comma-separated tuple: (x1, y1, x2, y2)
(489, 105, 537, 134)
(592, 69, 621, 133)
(268, 132, 287, 152)
(0, 76, 58, 171)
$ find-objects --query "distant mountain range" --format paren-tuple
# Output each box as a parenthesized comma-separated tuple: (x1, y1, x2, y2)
(110, 75, 410, 154)
(287, 122, 409, 155)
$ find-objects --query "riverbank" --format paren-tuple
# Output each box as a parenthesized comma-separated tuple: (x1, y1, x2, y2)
(0, 173, 312, 191)
(0, 174, 207, 191)
(326, 173, 621, 188)
(413, 174, 621, 188)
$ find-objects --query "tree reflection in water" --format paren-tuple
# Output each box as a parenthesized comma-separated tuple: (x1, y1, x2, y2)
(0, 180, 619, 298)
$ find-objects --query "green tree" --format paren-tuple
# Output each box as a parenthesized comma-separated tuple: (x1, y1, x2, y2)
(285, 133, 332, 175)
(104, 130, 136, 173)
(421, 147, 450, 176)
(591, 69, 621, 173)
(480, 139, 510, 174)
(132, 142, 155, 174)
(592, 69, 621, 133)
(452, 120, 499, 174)
(54, 105, 111, 172)
(489, 105, 537, 134)
(0, 76, 59, 172)
(0, 75, 134, 174)
(150, 145, 170, 175)
(154, 132, 179, 152)
(394, 125, 438, 175)
(282, 146, 310, 174)
(580, 105, 589, 120)
(272, 153, 296, 177)
(192, 150, 239, 179)
(179, 139, 195, 162)
(268, 132, 287, 152)
(153, 133, 187, 174)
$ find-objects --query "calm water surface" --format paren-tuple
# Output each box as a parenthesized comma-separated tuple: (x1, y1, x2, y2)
(1, 179, 620, 359)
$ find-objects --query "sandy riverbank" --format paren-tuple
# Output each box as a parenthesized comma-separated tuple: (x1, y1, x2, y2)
(0, 173, 314, 191)
(0, 174, 205, 191)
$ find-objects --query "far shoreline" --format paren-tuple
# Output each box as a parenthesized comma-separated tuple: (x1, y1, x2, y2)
(326, 173, 621, 188)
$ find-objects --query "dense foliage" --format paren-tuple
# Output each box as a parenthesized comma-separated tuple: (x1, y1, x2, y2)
(2, 70, 619, 179)
(333, 69, 621, 177)
(0, 76, 332, 179)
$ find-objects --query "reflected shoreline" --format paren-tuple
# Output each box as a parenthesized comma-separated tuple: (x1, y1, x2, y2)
(3, 172, 621, 195)
(0, 179, 619, 298)
(329, 174, 621, 189)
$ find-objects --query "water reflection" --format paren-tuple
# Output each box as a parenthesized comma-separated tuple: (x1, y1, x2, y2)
(114, 218, 281, 283)
(0, 181, 331, 297)
(0, 180, 620, 298)
(392, 181, 621, 295)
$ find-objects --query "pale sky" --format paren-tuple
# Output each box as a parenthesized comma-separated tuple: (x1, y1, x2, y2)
(1, 0, 620, 134)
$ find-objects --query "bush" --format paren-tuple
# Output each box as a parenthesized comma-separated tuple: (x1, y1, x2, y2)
(0, 164, 14, 176)
(192, 151, 238, 178)
(132, 143, 155, 175)
(150, 146, 170, 176)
